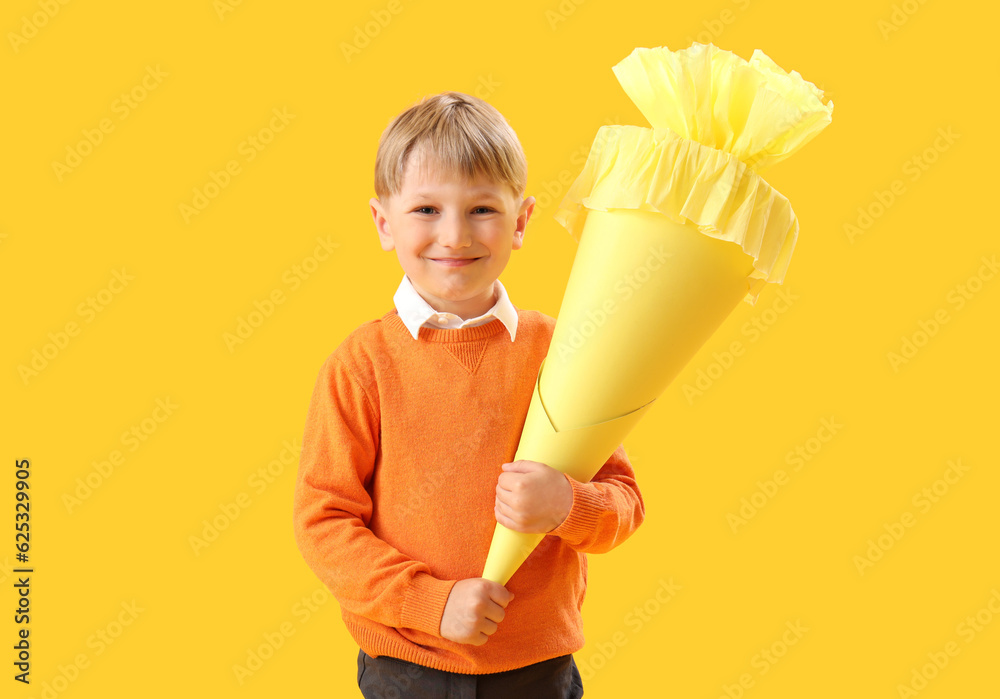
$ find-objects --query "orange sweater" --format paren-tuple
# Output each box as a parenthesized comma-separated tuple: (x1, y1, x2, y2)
(293, 307, 645, 675)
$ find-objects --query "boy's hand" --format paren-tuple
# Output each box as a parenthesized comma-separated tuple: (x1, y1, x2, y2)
(495, 460, 573, 534)
(440, 578, 514, 646)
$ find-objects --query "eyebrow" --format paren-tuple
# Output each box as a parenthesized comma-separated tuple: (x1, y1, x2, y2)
(410, 190, 503, 201)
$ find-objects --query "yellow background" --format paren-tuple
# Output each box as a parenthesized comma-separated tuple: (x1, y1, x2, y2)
(3, 0, 998, 697)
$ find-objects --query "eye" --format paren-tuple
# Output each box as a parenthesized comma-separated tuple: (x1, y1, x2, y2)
(411, 206, 496, 214)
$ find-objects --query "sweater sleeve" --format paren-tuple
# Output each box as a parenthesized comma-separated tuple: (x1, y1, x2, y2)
(293, 353, 457, 637)
(546, 443, 645, 553)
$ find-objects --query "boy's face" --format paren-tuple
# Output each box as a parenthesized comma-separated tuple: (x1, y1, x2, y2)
(370, 146, 534, 320)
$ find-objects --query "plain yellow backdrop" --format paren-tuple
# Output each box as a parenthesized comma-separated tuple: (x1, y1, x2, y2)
(3, 0, 998, 697)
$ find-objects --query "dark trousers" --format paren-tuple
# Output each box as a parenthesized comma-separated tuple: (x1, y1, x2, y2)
(357, 648, 584, 698)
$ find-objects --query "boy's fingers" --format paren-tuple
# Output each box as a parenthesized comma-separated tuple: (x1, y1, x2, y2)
(485, 602, 506, 624)
(500, 460, 535, 472)
(487, 583, 514, 607)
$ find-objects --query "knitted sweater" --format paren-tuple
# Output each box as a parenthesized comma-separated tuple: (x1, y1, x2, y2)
(292, 307, 645, 675)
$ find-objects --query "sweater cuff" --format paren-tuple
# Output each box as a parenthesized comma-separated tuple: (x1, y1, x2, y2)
(548, 473, 605, 545)
(400, 572, 457, 637)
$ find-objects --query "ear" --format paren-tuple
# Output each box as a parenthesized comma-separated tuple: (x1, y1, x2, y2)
(370, 197, 395, 252)
(512, 196, 535, 250)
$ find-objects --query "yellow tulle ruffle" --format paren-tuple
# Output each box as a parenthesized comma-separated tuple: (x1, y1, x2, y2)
(554, 42, 834, 305)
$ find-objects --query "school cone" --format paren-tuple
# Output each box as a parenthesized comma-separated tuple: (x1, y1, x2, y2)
(481, 42, 834, 586)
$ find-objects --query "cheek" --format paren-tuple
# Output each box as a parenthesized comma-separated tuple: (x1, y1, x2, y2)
(481, 228, 513, 252)
(398, 235, 432, 257)
(487, 243, 514, 261)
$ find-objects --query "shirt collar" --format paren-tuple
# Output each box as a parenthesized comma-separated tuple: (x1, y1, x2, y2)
(393, 274, 518, 342)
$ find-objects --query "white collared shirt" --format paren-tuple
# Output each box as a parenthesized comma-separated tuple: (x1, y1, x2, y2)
(392, 274, 518, 341)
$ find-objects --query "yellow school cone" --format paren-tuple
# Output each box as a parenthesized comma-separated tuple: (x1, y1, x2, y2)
(482, 42, 833, 586)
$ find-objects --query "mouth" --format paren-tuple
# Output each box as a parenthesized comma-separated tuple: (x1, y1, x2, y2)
(429, 257, 481, 266)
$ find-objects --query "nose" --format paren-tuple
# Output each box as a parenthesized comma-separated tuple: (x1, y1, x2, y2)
(436, 211, 474, 250)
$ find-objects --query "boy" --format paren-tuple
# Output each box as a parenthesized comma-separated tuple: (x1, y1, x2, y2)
(293, 91, 645, 698)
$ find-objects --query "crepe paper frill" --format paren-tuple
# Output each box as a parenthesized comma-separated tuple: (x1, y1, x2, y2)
(555, 42, 834, 305)
(480, 43, 833, 586)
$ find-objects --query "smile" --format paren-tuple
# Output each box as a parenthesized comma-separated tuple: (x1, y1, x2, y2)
(430, 257, 480, 267)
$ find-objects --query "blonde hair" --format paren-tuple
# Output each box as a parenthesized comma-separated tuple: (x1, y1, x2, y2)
(374, 91, 527, 206)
